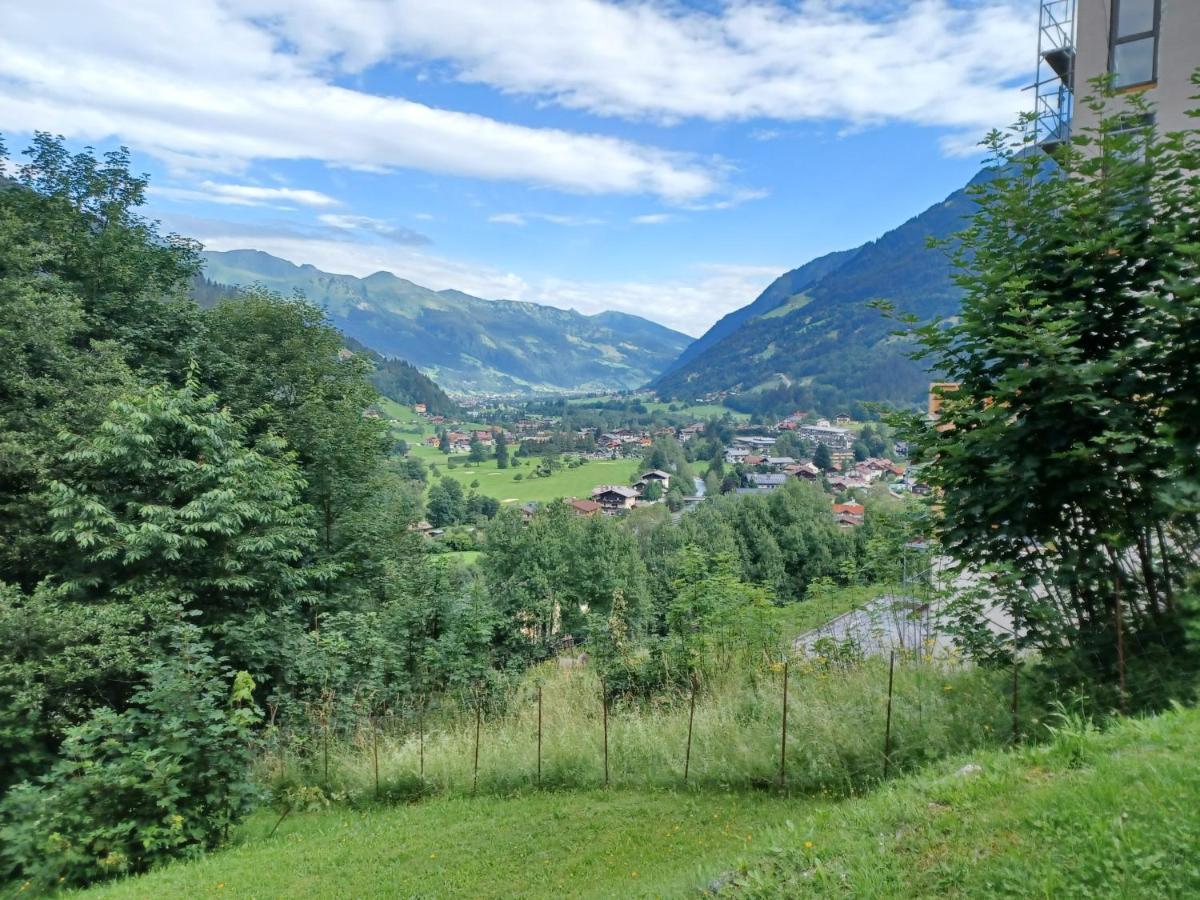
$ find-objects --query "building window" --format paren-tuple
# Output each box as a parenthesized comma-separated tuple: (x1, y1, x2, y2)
(1110, 0, 1160, 88)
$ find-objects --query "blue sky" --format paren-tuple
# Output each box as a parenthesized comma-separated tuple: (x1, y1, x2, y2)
(0, 0, 1036, 335)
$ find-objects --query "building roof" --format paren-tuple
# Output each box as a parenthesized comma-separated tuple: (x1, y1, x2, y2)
(751, 473, 788, 486)
(592, 485, 640, 499)
(641, 469, 671, 480)
(567, 499, 602, 514)
(832, 503, 865, 516)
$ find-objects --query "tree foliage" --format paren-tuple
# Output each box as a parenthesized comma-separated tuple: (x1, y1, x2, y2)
(900, 83, 1200, 706)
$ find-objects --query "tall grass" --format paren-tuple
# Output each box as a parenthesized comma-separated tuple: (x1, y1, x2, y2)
(265, 652, 1030, 803)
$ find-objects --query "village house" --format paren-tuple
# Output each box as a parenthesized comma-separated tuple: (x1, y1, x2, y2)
(591, 484, 640, 513)
(832, 502, 865, 527)
(636, 469, 671, 492)
(413, 403, 427, 414)
(784, 462, 820, 479)
(724, 447, 750, 465)
(765, 456, 796, 469)
(743, 454, 767, 467)
(679, 423, 705, 442)
(566, 498, 602, 517)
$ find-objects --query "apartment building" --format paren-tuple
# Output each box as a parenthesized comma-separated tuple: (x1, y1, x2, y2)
(1036, 0, 1199, 148)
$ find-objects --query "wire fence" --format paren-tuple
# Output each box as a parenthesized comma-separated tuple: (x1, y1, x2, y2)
(260, 644, 1032, 808)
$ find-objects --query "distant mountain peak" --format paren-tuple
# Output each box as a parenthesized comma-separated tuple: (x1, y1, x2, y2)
(201, 249, 691, 397)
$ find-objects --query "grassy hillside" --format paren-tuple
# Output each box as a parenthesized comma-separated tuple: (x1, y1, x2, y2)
(727, 704, 1200, 897)
(74, 701, 1200, 898)
(201, 250, 692, 396)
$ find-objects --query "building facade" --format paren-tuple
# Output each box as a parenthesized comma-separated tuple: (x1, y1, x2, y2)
(1043, 0, 1200, 145)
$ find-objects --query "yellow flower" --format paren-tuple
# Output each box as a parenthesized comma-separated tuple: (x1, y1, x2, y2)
(631, 871, 639, 878)
(430, 853, 437, 859)
(804, 841, 814, 849)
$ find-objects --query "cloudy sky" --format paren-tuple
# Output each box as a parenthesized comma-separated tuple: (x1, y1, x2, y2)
(0, 0, 1035, 335)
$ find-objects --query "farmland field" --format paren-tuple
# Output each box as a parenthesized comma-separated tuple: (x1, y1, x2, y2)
(429, 456, 638, 505)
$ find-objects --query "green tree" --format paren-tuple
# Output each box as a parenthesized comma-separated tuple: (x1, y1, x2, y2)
(813, 442, 833, 471)
(494, 429, 509, 468)
(438, 429, 451, 454)
(45, 377, 317, 676)
(0, 625, 260, 888)
(468, 434, 488, 464)
(900, 85, 1200, 706)
(426, 477, 466, 528)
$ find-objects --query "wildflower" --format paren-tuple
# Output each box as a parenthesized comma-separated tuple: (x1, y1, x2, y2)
(942, 684, 953, 692)
(430, 853, 437, 859)
(804, 841, 814, 849)
(631, 871, 639, 878)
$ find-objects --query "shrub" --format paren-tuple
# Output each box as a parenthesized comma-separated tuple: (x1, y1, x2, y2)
(0, 626, 261, 889)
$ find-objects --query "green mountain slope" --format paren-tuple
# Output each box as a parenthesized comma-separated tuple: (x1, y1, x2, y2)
(654, 172, 992, 412)
(201, 250, 692, 396)
(343, 336, 459, 416)
(658, 246, 862, 378)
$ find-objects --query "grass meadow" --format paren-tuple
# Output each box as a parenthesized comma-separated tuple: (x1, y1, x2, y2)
(265, 653, 1018, 803)
(424, 453, 638, 505)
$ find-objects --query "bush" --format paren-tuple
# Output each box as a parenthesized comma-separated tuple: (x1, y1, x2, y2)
(0, 626, 261, 889)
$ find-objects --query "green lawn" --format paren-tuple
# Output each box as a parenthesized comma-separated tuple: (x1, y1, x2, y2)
(77, 790, 800, 899)
(76, 702, 1200, 898)
(767, 584, 891, 639)
(435, 550, 482, 566)
(431, 457, 638, 505)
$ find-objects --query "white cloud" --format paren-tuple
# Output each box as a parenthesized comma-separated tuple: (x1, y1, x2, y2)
(318, 213, 431, 244)
(235, 0, 1035, 138)
(189, 220, 780, 335)
(194, 181, 340, 207)
(0, 1, 720, 201)
(632, 213, 675, 225)
(489, 211, 606, 227)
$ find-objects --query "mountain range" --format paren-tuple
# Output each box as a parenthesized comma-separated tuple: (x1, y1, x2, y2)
(653, 170, 992, 413)
(201, 250, 691, 396)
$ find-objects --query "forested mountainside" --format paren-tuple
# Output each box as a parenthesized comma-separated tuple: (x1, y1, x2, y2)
(201, 250, 692, 396)
(653, 170, 995, 414)
(343, 335, 459, 416)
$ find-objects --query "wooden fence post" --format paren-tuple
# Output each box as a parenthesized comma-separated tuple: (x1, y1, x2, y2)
(684, 673, 698, 785)
(372, 715, 380, 799)
(601, 679, 610, 788)
(883, 650, 896, 779)
(537, 684, 543, 788)
(1011, 650, 1021, 746)
(473, 692, 482, 795)
(779, 659, 789, 790)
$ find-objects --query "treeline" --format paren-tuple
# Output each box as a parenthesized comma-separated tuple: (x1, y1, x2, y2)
(0, 135, 452, 886)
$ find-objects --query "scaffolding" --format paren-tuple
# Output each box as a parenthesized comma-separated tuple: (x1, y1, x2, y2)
(1033, 0, 1077, 152)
